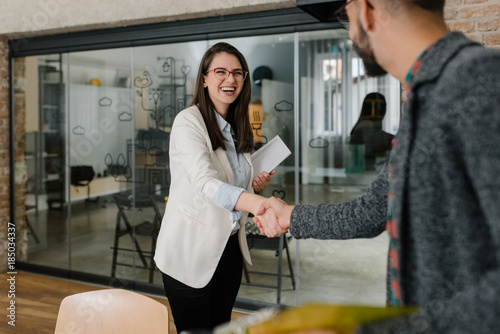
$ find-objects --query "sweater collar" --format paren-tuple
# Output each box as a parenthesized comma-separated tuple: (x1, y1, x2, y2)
(410, 32, 479, 89)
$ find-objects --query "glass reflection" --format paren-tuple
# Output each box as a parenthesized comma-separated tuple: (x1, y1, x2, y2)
(297, 30, 400, 307)
(128, 41, 208, 283)
(18, 29, 401, 309)
(67, 48, 135, 279)
(211, 35, 296, 305)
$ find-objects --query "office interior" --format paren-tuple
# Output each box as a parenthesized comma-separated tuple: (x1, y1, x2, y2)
(12, 6, 402, 311)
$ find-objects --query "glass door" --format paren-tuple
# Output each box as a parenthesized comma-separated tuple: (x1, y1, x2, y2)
(16, 28, 401, 308)
(296, 29, 400, 306)
(211, 34, 297, 306)
(67, 48, 135, 282)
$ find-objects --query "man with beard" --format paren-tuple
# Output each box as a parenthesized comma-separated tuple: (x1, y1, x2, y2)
(254, 0, 500, 332)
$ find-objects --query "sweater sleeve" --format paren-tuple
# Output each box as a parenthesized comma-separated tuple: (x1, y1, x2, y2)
(289, 165, 389, 240)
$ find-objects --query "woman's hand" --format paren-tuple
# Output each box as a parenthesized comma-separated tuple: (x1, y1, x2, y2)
(253, 196, 293, 237)
(252, 170, 276, 192)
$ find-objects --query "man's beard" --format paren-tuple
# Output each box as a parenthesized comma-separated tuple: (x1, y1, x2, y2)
(352, 19, 387, 77)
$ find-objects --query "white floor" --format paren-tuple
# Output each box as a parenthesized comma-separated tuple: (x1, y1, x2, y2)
(238, 232, 388, 307)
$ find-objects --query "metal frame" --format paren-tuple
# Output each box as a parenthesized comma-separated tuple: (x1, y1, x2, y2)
(9, 8, 339, 57)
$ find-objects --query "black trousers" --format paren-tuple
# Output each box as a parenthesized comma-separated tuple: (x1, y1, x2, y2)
(161, 233, 243, 333)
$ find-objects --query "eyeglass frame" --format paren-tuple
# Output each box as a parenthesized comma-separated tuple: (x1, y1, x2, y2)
(206, 68, 249, 82)
(335, 0, 374, 31)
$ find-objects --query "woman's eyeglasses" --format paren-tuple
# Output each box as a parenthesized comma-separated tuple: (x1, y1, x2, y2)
(206, 68, 248, 82)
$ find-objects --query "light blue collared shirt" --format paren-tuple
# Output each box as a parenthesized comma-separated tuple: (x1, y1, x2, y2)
(213, 112, 251, 234)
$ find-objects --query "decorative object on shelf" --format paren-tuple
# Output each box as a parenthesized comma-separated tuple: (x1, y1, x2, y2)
(88, 78, 101, 86)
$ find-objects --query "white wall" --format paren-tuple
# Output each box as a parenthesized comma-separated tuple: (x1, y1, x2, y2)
(0, 0, 295, 37)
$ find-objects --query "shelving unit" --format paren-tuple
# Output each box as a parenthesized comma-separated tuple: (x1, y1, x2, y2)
(26, 56, 66, 210)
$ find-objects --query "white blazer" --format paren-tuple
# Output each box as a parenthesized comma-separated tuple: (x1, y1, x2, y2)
(154, 106, 253, 288)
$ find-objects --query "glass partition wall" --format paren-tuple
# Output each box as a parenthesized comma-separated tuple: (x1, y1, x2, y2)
(66, 48, 135, 280)
(295, 31, 399, 307)
(17, 29, 400, 307)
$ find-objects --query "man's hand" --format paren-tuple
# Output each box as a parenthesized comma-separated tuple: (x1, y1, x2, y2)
(252, 170, 276, 192)
(253, 196, 294, 238)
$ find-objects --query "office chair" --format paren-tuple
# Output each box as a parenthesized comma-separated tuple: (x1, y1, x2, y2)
(243, 217, 295, 304)
(70, 165, 97, 202)
(54, 289, 169, 334)
(111, 192, 163, 283)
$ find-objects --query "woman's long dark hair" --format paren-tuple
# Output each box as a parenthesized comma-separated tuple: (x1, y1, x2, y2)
(189, 42, 253, 153)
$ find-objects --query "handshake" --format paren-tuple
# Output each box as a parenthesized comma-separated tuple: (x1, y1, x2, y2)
(252, 197, 295, 238)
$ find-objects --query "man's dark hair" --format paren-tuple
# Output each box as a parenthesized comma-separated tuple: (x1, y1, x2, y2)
(387, 0, 445, 13)
(411, 0, 445, 12)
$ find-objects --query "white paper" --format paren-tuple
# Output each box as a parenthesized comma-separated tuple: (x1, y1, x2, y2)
(251, 135, 291, 173)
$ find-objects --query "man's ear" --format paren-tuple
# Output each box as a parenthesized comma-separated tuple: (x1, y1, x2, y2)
(358, 0, 376, 33)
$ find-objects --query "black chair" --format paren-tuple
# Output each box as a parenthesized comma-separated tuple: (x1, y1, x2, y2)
(70, 165, 96, 202)
(242, 217, 295, 304)
(111, 192, 163, 283)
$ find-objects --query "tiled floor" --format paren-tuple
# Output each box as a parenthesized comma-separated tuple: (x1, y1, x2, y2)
(26, 178, 389, 308)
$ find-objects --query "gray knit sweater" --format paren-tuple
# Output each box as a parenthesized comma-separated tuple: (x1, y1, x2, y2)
(290, 32, 500, 333)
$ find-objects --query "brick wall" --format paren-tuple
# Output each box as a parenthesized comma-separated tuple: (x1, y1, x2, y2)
(0, 40, 29, 272)
(0, 1, 499, 272)
(445, 0, 500, 47)
(0, 37, 9, 272)
(13, 58, 28, 263)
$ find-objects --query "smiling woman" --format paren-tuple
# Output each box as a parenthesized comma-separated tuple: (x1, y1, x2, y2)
(153, 42, 275, 333)
(203, 53, 247, 119)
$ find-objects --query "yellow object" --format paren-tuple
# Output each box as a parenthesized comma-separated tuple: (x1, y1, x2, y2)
(248, 103, 263, 143)
(89, 78, 101, 86)
(248, 303, 419, 334)
(164, 196, 168, 203)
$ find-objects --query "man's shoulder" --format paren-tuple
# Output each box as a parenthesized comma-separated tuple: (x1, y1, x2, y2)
(438, 33, 499, 74)
(422, 37, 500, 125)
(420, 32, 499, 85)
(449, 41, 499, 71)
(428, 34, 500, 95)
